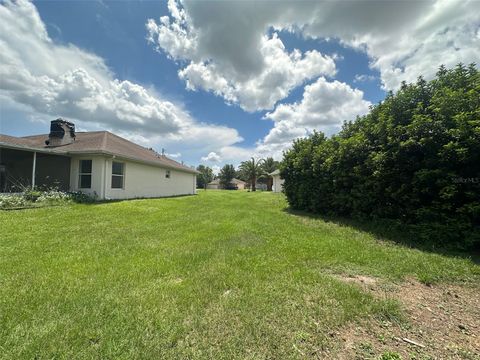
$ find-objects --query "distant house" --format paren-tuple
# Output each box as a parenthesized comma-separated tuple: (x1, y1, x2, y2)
(206, 178, 246, 190)
(0, 119, 198, 199)
(206, 179, 221, 189)
(245, 182, 267, 191)
(270, 169, 284, 193)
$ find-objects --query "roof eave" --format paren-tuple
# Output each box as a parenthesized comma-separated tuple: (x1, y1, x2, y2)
(0, 143, 199, 174)
(67, 150, 199, 174)
(0, 142, 62, 154)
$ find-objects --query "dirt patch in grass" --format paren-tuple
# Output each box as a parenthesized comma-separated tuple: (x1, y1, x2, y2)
(322, 277, 480, 359)
(334, 274, 380, 286)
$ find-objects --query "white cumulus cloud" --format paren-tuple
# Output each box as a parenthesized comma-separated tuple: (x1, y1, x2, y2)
(145, 0, 479, 163)
(148, 0, 479, 98)
(147, 0, 336, 112)
(353, 74, 376, 83)
(201, 151, 221, 162)
(254, 77, 371, 157)
(196, 76, 371, 165)
(0, 0, 242, 163)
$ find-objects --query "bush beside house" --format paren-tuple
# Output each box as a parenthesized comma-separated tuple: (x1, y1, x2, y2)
(0, 189, 96, 209)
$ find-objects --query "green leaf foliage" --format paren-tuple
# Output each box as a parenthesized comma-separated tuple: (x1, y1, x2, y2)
(219, 164, 236, 189)
(196, 165, 214, 189)
(239, 157, 264, 191)
(281, 64, 480, 249)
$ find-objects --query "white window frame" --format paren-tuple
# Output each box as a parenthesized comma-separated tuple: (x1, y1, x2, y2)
(78, 159, 92, 189)
(165, 169, 171, 179)
(111, 161, 125, 189)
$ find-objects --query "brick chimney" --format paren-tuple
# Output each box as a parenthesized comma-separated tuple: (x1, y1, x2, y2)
(45, 118, 76, 147)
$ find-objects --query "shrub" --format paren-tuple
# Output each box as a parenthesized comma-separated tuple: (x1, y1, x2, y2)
(36, 190, 71, 204)
(281, 64, 480, 249)
(0, 189, 97, 209)
(23, 189, 43, 202)
(0, 194, 27, 209)
(67, 191, 97, 204)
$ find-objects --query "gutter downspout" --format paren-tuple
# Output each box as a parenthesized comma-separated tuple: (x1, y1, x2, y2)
(32, 151, 37, 189)
(103, 157, 108, 200)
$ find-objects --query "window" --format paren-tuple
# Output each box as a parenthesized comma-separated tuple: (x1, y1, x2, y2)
(79, 160, 92, 189)
(111, 161, 125, 189)
(165, 170, 171, 179)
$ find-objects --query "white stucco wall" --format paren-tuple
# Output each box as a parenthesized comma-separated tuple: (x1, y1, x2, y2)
(272, 174, 284, 193)
(70, 155, 196, 199)
(103, 157, 196, 200)
(70, 155, 106, 199)
(236, 182, 246, 190)
(206, 184, 220, 190)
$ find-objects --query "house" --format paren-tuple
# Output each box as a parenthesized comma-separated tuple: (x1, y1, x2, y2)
(245, 181, 267, 191)
(206, 178, 246, 190)
(270, 169, 284, 193)
(206, 179, 221, 189)
(0, 119, 198, 199)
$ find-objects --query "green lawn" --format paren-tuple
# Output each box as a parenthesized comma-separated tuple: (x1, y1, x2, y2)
(1, 191, 478, 359)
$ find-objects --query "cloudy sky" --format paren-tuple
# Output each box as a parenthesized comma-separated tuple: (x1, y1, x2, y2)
(1, 0, 479, 170)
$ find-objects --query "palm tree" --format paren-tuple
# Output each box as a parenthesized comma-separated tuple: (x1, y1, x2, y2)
(239, 157, 264, 191)
(261, 157, 279, 191)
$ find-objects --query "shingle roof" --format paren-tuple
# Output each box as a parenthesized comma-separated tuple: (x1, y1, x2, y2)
(0, 134, 39, 148)
(0, 131, 198, 174)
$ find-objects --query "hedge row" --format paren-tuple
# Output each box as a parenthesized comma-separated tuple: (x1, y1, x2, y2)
(281, 64, 479, 249)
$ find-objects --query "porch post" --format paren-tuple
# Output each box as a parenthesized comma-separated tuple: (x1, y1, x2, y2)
(32, 151, 37, 189)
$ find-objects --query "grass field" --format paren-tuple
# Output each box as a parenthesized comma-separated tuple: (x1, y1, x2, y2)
(1, 190, 478, 359)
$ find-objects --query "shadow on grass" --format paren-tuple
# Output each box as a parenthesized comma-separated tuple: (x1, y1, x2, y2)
(81, 193, 198, 206)
(284, 207, 480, 264)
(0, 194, 197, 211)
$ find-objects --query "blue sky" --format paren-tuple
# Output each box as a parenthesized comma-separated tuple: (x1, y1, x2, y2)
(35, 1, 382, 143)
(1, 0, 478, 169)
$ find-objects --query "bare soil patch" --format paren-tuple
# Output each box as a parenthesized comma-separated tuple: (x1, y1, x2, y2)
(323, 276, 480, 359)
(334, 274, 380, 287)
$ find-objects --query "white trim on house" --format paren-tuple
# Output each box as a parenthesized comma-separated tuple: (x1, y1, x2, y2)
(31, 151, 36, 188)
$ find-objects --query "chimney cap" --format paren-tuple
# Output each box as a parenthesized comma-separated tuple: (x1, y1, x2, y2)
(51, 117, 75, 127)
(47, 118, 76, 146)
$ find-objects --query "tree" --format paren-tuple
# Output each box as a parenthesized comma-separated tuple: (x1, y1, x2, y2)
(261, 157, 279, 191)
(235, 169, 248, 183)
(196, 165, 214, 189)
(219, 164, 236, 189)
(281, 64, 480, 249)
(239, 157, 264, 191)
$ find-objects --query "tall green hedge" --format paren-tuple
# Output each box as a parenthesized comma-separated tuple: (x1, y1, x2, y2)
(281, 64, 480, 249)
